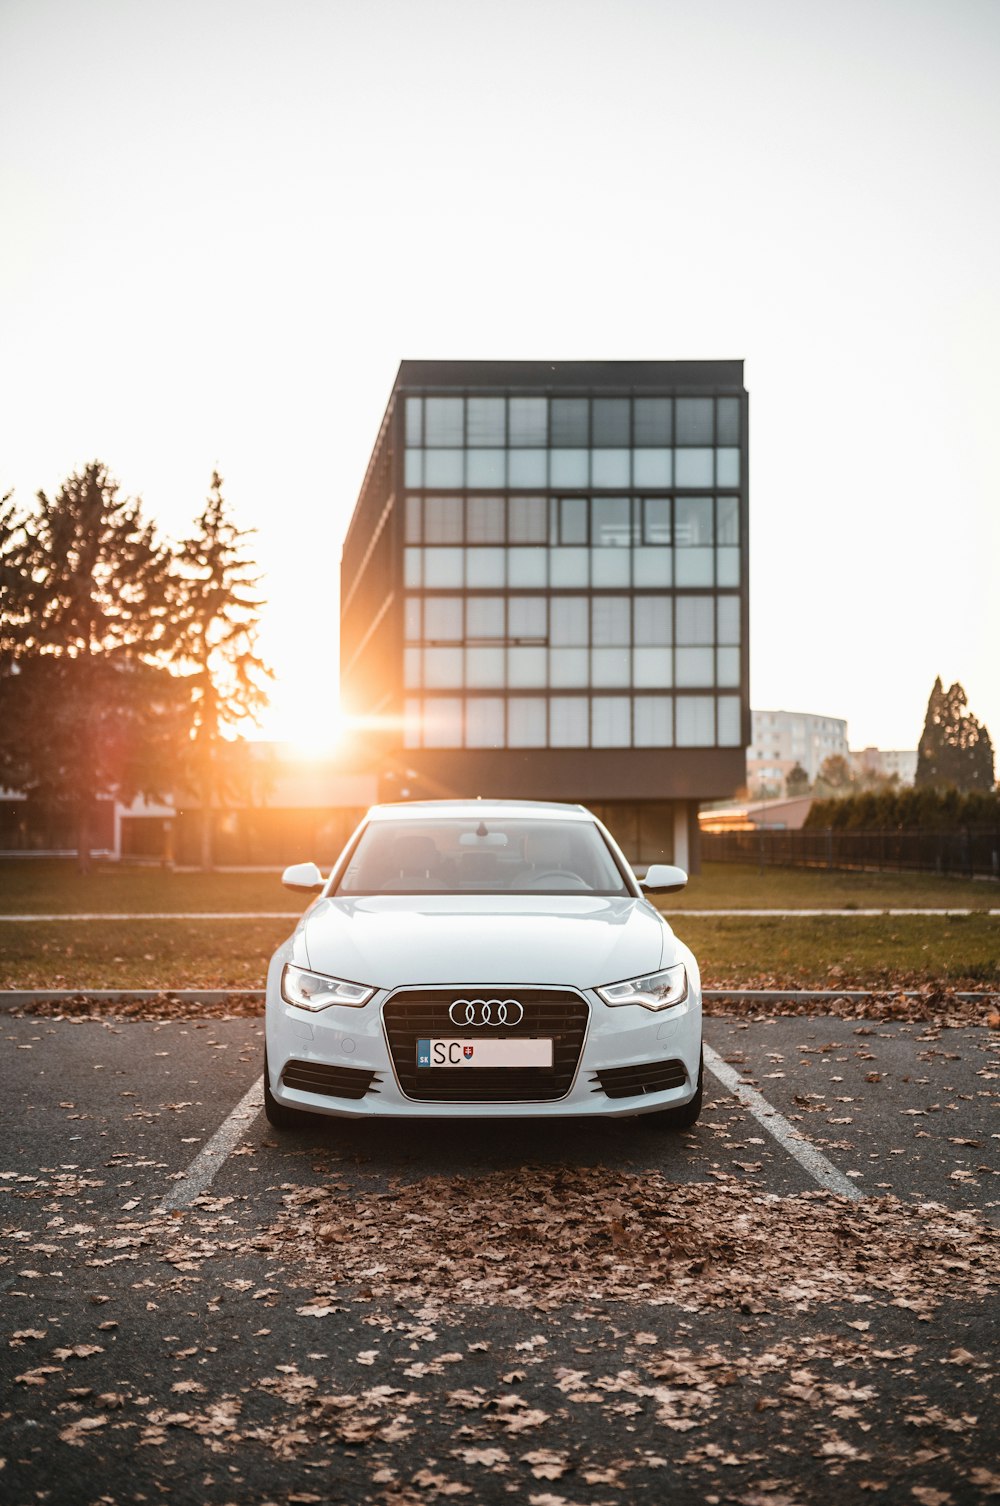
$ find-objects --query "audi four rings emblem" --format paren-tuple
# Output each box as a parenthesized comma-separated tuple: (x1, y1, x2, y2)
(449, 998, 524, 1027)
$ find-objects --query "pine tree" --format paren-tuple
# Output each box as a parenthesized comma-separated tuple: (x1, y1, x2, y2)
(915, 677, 947, 788)
(0, 463, 183, 871)
(172, 472, 271, 869)
(915, 678, 995, 792)
(0, 491, 27, 671)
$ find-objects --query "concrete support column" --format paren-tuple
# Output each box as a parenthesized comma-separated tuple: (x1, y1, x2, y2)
(673, 802, 690, 872)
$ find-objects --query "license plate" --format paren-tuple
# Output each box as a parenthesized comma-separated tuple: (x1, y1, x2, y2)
(417, 1038, 553, 1069)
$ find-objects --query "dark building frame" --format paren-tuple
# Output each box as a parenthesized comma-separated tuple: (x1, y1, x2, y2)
(341, 360, 749, 869)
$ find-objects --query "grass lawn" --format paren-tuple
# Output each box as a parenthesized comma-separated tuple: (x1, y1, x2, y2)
(668, 863, 998, 911)
(0, 917, 294, 990)
(1, 859, 996, 916)
(672, 912, 999, 990)
(1, 858, 997, 992)
(0, 861, 304, 915)
(1, 911, 996, 992)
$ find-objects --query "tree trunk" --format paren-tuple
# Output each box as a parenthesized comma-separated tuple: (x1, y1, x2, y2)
(199, 777, 214, 873)
(199, 741, 215, 872)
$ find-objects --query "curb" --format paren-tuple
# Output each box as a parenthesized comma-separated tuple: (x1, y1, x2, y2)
(0, 987, 995, 1010)
(704, 988, 998, 1003)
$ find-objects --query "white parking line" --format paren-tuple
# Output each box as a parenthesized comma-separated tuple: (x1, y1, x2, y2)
(679, 908, 999, 917)
(156, 1075, 264, 1212)
(0, 912, 296, 921)
(158, 1044, 865, 1212)
(702, 1042, 864, 1201)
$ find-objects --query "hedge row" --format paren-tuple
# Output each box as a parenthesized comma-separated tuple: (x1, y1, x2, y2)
(804, 787, 1000, 832)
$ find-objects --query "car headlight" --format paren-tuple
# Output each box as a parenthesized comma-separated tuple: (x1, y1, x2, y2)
(596, 963, 688, 1012)
(280, 963, 375, 1012)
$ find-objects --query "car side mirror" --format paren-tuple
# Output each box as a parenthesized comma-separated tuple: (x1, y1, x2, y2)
(281, 861, 325, 894)
(638, 863, 688, 894)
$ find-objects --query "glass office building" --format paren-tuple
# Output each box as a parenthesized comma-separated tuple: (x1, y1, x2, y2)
(341, 361, 748, 869)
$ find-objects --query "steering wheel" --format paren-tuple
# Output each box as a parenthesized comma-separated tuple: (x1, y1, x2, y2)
(521, 869, 590, 891)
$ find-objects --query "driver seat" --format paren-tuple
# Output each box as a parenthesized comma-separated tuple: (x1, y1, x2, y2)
(390, 833, 442, 882)
(520, 829, 572, 874)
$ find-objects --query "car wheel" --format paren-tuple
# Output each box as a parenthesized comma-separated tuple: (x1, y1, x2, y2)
(644, 1047, 703, 1130)
(263, 1050, 311, 1131)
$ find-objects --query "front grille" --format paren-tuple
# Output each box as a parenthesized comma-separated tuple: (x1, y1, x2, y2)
(591, 1058, 688, 1100)
(383, 988, 589, 1102)
(281, 1059, 381, 1101)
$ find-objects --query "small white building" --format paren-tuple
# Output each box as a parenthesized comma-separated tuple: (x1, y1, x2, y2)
(700, 794, 814, 832)
(1, 745, 379, 865)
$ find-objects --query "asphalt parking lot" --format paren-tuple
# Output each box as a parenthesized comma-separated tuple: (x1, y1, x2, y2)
(2, 1013, 998, 1505)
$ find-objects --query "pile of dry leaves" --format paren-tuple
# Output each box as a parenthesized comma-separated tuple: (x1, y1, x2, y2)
(704, 986, 998, 1028)
(13, 991, 264, 1021)
(12, 984, 998, 1026)
(142, 1168, 1000, 1318)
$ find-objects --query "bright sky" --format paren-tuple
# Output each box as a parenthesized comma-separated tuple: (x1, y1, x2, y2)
(2, 0, 998, 755)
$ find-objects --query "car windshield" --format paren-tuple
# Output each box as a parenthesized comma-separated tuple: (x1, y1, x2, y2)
(334, 817, 632, 896)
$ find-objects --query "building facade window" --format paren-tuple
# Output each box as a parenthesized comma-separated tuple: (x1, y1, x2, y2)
(397, 692, 742, 751)
(402, 495, 738, 592)
(402, 392, 742, 497)
(395, 388, 744, 751)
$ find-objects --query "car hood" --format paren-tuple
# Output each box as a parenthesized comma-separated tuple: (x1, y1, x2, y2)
(298, 893, 674, 991)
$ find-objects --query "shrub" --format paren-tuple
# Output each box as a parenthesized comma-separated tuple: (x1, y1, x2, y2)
(805, 787, 1000, 832)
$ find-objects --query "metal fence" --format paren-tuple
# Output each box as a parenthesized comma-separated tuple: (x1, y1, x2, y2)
(701, 826, 1000, 879)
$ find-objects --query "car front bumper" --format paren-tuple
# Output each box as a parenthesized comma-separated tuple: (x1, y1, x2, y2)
(264, 952, 703, 1121)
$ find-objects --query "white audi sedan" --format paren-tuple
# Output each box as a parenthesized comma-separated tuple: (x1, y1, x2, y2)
(264, 800, 702, 1130)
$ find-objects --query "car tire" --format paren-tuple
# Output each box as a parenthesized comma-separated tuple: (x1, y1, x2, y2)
(263, 1050, 311, 1131)
(644, 1047, 703, 1130)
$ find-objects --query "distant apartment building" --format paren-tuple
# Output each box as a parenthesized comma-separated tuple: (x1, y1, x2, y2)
(340, 359, 750, 870)
(746, 708, 849, 793)
(850, 746, 918, 786)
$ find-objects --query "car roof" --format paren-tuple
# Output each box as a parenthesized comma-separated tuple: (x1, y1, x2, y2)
(365, 800, 594, 824)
